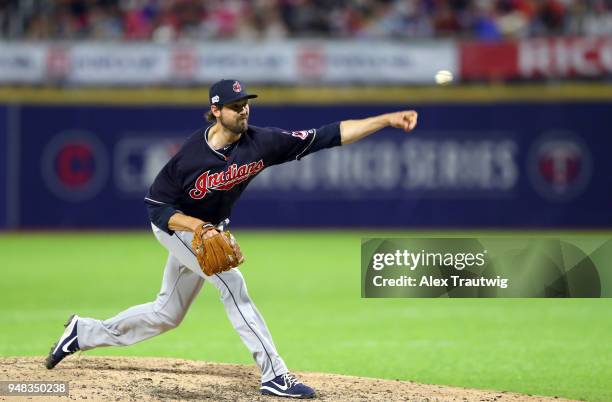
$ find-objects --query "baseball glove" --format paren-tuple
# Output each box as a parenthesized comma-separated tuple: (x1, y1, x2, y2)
(192, 223, 244, 276)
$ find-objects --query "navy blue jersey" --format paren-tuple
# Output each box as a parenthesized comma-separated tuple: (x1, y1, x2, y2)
(145, 122, 341, 233)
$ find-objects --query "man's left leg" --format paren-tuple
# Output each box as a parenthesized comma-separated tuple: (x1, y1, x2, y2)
(206, 268, 288, 381)
(168, 229, 315, 398)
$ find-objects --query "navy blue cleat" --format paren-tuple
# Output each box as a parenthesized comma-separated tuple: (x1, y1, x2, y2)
(260, 373, 315, 399)
(45, 314, 80, 369)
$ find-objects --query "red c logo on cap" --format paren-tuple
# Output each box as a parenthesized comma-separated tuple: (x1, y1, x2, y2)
(232, 81, 241, 92)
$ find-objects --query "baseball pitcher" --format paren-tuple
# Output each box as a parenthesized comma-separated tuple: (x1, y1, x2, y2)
(45, 79, 418, 399)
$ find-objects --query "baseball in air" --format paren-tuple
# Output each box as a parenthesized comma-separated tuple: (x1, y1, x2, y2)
(435, 70, 453, 85)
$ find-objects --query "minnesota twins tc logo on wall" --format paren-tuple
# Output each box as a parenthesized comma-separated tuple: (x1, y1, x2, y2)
(527, 131, 592, 201)
(42, 131, 109, 201)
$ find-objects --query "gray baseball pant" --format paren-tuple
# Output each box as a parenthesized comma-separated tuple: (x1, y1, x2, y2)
(76, 224, 288, 382)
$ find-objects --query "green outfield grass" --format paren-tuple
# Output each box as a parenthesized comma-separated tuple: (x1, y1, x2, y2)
(1, 231, 611, 401)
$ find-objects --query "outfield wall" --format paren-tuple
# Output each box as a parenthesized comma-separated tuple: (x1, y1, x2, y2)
(2, 38, 612, 85)
(1, 87, 611, 229)
(0, 105, 7, 228)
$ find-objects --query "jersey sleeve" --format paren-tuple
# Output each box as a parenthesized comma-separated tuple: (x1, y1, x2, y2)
(265, 122, 342, 165)
(144, 158, 182, 234)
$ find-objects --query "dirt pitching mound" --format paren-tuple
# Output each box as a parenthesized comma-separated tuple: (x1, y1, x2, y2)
(1, 356, 574, 401)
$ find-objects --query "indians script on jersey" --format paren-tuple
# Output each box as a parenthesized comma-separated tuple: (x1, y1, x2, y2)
(189, 159, 265, 199)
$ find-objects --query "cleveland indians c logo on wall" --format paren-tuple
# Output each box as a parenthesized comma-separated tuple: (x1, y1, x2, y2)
(41, 130, 109, 202)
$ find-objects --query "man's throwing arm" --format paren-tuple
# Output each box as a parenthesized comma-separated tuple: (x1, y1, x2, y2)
(340, 110, 418, 145)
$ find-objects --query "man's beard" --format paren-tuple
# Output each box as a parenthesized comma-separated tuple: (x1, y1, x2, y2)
(220, 114, 248, 135)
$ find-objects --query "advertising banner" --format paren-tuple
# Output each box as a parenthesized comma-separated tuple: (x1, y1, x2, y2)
(189, 43, 296, 83)
(0, 43, 47, 83)
(3, 38, 612, 84)
(461, 37, 612, 80)
(3, 102, 611, 229)
(0, 41, 455, 85)
(295, 41, 456, 83)
(67, 44, 171, 85)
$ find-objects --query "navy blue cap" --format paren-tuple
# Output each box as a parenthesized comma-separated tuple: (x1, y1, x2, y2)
(209, 79, 258, 107)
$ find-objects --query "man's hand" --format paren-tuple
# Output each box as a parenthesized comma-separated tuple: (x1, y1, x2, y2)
(387, 110, 418, 132)
(202, 228, 219, 238)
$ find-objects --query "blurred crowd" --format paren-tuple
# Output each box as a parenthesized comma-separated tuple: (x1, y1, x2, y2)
(1, 0, 612, 41)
